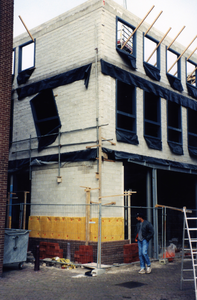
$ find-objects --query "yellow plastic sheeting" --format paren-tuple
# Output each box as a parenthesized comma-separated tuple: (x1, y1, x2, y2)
(28, 216, 124, 241)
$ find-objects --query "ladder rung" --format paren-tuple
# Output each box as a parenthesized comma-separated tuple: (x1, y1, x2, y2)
(183, 269, 193, 271)
(191, 239, 197, 242)
(187, 217, 197, 220)
(188, 228, 197, 231)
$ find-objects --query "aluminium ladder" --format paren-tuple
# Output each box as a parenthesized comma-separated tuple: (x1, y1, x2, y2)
(180, 206, 197, 299)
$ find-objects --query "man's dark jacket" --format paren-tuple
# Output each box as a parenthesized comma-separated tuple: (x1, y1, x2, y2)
(136, 220, 154, 241)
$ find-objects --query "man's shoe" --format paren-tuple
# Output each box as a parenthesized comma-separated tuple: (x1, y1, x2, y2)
(138, 268, 146, 274)
(146, 266, 151, 274)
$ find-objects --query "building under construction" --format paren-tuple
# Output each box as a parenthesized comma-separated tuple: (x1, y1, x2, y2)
(9, 0, 197, 262)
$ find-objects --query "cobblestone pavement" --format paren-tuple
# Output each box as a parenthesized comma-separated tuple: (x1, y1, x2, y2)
(0, 258, 195, 300)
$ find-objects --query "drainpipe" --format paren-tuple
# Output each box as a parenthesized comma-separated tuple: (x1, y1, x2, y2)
(152, 168, 158, 259)
(95, 24, 99, 173)
(9, 175, 13, 229)
(146, 169, 152, 256)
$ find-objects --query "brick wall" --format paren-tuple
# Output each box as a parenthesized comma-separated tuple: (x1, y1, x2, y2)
(0, 0, 14, 276)
(29, 237, 130, 264)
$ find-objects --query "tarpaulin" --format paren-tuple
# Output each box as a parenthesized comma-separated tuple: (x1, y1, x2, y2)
(8, 148, 97, 172)
(100, 59, 197, 111)
(116, 48, 136, 70)
(116, 128, 139, 145)
(102, 148, 197, 172)
(17, 63, 92, 100)
(30, 89, 61, 151)
(168, 141, 183, 155)
(187, 83, 197, 100)
(8, 147, 197, 174)
(166, 73, 183, 92)
(17, 67, 35, 85)
(144, 136, 162, 151)
(143, 62, 161, 81)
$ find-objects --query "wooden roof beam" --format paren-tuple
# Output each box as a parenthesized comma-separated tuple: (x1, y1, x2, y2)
(121, 5, 155, 51)
(168, 35, 197, 73)
(167, 26, 185, 50)
(146, 27, 171, 63)
(144, 11, 163, 36)
(19, 15, 34, 42)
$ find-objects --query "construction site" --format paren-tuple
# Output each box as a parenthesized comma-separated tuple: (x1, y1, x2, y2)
(8, 0, 197, 281)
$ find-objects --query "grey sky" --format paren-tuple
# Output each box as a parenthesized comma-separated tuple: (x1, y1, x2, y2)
(14, 0, 197, 51)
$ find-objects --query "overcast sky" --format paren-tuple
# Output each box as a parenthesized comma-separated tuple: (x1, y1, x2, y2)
(14, 0, 197, 51)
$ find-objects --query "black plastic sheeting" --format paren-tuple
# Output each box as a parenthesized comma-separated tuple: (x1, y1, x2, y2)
(187, 84, 197, 100)
(9, 148, 197, 172)
(188, 146, 197, 158)
(166, 73, 183, 92)
(100, 59, 197, 111)
(102, 148, 197, 172)
(168, 141, 183, 155)
(116, 129, 139, 145)
(143, 62, 161, 81)
(8, 148, 97, 173)
(116, 48, 136, 70)
(17, 63, 92, 100)
(8, 147, 197, 174)
(17, 67, 35, 85)
(144, 137, 162, 151)
(30, 89, 61, 152)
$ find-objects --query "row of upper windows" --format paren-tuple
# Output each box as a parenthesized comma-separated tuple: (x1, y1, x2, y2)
(116, 17, 197, 92)
(116, 80, 197, 156)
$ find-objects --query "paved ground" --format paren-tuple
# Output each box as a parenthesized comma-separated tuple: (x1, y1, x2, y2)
(0, 258, 195, 300)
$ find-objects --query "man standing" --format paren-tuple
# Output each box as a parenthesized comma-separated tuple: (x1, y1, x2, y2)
(135, 212, 154, 274)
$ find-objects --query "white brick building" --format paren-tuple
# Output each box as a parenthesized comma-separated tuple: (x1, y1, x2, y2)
(9, 0, 197, 261)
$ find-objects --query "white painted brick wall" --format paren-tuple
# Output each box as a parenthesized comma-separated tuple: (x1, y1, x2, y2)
(10, 0, 197, 219)
(31, 159, 124, 218)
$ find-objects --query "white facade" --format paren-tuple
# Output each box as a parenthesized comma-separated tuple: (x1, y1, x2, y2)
(10, 0, 197, 238)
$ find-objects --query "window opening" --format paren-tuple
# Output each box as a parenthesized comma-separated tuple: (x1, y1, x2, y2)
(188, 108, 197, 148)
(30, 89, 61, 151)
(116, 80, 136, 133)
(167, 49, 180, 78)
(144, 36, 159, 67)
(186, 60, 196, 86)
(12, 49, 15, 76)
(167, 101, 182, 144)
(18, 41, 35, 73)
(116, 18, 135, 55)
(144, 92, 161, 139)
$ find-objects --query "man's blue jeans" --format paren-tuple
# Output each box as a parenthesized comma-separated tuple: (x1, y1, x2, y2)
(138, 239, 151, 269)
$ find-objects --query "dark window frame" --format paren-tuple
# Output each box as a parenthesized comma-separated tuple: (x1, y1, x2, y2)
(188, 108, 197, 148)
(18, 40, 36, 73)
(30, 89, 61, 151)
(116, 79, 137, 134)
(186, 58, 197, 87)
(166, 47, 181, 79)
(116, 16, 136, 58)
(12, 48, 15, 76)
(143, 34, 160, 70)
(144, 91, 161, 140)
(167, 100, 182, 145)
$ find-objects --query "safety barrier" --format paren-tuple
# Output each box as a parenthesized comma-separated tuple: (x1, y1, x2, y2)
(5, 202, 192, 266)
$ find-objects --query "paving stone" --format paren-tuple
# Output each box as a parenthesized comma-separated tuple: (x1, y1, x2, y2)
(0, 258, 194, 300)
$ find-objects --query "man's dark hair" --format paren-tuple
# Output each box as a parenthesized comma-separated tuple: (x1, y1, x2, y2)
(136, 212, 145, 219)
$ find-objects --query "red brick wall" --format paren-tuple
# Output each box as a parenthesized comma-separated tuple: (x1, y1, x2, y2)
(0, 0, 14, 276)
(29, 238, 130, 265)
